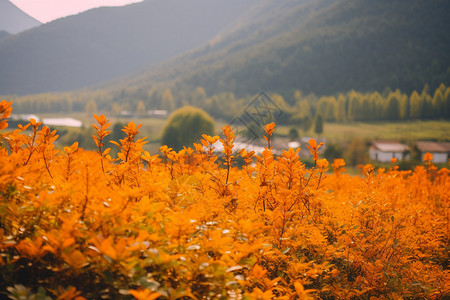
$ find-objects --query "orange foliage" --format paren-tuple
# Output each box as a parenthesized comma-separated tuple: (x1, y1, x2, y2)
(0, 100, 13, 130)
(0, 105, 449, 299)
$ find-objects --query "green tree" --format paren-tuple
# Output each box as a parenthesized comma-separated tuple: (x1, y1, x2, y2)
(195, 86, 207, 99)
(336, 94, 347, 122)
(161, 106, 215, 150)
(291, 99, 312, 127)
(190, 86, 207, 106)
(345, 139, 367, 166)
(316, 97, 328, 116)
(301, 115, 313, 132)
(62, 97, 73, 113)
(420, 86, 433, 119)
(347, 92, 360, 121)
(314, 114, 324, 135)
(204, 92, 237, 119)
(271, 93, 289, 124)
(432, 89, 444, 118)
(147, 87, 159, 109)
(420, 96, 433, 119)
(111, 103, 121, 116)
(386, 95, 400, 121)
(369, 92, 383, 121)
(161, 89, 175, 111)
(444, 87, 450, 119)
(288, 127, 299, 141)
(271, 93, 289, 111)
(136, 100, 147, 117)
(399, 94, 409, 120)
(409, 90, 421, 119)
(296, 100, 311, 118)
(324, 96, 337, 122)
(324, 143, 343, 160)
(85, 100, 97, 115)
(361, 98, 371, 121)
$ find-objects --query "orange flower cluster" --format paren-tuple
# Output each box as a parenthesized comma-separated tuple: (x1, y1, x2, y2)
(0, 107, 448, 299)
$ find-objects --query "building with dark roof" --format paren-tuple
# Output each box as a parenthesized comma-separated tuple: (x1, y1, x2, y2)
(369, 141, 410, 162)
(416, 141, 450, 163)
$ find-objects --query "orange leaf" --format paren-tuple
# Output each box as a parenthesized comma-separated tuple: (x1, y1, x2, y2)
(308, 139, 317, 149)
(129, 289, 161, 300)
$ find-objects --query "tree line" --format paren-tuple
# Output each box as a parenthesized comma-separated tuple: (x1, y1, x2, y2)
(5, 83, 450, 124)
(310, 84, 450, 122)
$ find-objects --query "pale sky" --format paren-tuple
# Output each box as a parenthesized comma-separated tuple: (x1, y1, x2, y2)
(10, 0, 143, 23)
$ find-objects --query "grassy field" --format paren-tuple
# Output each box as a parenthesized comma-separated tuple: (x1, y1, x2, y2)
(277, 120, 450, 143)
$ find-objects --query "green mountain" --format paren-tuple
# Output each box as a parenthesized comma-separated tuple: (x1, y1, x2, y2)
(3, 0, 449, 104)
(120, 0, 450, 97)
(0, 0, 257, 95)
(0, 0, 41, 34)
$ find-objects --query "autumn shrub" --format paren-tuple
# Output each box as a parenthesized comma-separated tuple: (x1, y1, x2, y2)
(0, 100, 449, 299)
(161, 106, 215, 151)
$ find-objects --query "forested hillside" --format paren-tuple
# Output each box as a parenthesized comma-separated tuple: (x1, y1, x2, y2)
(126, 0, 449, 98)
(1, 0, 448, 99)
(0, 0, 257, 95)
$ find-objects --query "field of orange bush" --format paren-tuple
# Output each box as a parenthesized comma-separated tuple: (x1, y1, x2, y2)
(0, 100, 448, 299)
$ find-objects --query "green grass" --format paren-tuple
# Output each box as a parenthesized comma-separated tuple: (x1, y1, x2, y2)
(277, 120, 450, 143)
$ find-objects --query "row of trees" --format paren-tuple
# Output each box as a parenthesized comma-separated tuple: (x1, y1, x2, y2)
(5, 83, 450, 123)
(310, 84, 450, 122)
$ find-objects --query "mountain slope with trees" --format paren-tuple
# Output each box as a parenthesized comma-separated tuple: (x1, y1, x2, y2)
(0, 0, 257, 95)
(2, 0, 449, 121)
(121, 0, 450, 97)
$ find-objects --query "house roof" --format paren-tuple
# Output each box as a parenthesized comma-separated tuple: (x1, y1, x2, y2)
(371, 141, 409, 153)
(417, 141, 450, 153)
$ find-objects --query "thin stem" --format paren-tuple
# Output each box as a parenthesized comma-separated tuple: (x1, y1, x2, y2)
(24, 129, 37, 166)
(225, 160, 231, 186)
(42, 151, 53, 179)
(81, 163, 89, 220)
(316, 167, 324, 190)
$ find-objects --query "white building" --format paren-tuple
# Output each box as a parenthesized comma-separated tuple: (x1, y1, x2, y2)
(11, 114, 40, 122)
(369, 141, 409, 162)
(42, 118, 82, 128)
(148, 110, 168, 117)
(416, 141, 450, 163)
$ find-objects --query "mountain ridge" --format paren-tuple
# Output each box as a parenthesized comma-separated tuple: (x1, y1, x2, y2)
(111, 0, 449, 98)
(0, 0, 41, 34)
(1, 0, 449, 100)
